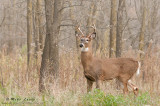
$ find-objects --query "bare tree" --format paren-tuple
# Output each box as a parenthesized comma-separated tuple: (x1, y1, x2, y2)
(86, 2, 97, 34)
(27, 0, 33, 66)
(115, 0, 126, 90)
(34, 0, 40, 60)
(7, 4, 14, 54)
(139, 1, 146, 60)
(37, 0, 44, 50)
(116, 0, 125, 57)
(109, 0, 117, 58)
(34, 0, 43, 61)
(147, 0, 159, 45)
(39, 0, 62, 92)
(49, 0, 62, 78)
(69, 0, 79, 53)
(86, 1, 98, 51)
(39, 0, 53, 92)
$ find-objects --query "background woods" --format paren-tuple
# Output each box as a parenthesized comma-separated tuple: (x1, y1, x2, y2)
(0, 0, 160, 105)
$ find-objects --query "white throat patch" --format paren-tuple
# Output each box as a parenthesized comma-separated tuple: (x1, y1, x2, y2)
(81, 47, 89, 52)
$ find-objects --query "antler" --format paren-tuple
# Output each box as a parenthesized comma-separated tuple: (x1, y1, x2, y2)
(76, 26, 84, 36)
(91, 24, 96, 33)
(87, 24, 96, 39)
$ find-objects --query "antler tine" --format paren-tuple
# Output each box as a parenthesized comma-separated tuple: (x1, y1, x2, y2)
(77, 25, 84, 35)
(88, 24, 96, 38)
(91, 24, 96, 33)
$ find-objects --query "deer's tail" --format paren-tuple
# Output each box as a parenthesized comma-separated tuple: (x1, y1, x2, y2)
(136, 61, 141, 76)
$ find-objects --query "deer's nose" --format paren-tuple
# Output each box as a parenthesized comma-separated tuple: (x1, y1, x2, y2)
(79, 43, 84, 48)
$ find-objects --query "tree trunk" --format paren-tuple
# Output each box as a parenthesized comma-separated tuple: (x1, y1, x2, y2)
(39, 0, 62, 92)
(86, 2, 97, 34)
(49, 0, 62, 78)
(139, 5, 146, 60)
(86, 2, 97, 52)
(37, 0, 44, 50)
(109, 0, 117, 58)
(7, 2, 14, 55)
(27, 0, 33, 66)
(116, 0, 125, 57)
(115, 0, 125, 90)
(69, 1, 79, 53)
(39, 0, 53, 92)
(34, 0, 41, 61)
(39, 27, 50, 92)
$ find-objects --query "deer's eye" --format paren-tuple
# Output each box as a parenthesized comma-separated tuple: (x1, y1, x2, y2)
(86, 39, 89, 41)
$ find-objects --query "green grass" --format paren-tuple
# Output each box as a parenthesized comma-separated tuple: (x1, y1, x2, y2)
(82, 89, 157, 106)
(82, 89, 124, 106)
(0, 88, 159, 106)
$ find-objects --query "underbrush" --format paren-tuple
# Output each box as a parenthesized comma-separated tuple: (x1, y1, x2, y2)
(82, 89, 157, 106)
(0, 46, 160, 105)
(0, 89, 158, 105)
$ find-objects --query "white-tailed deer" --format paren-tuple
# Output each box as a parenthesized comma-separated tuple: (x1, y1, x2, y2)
(76, 25, 141, 96)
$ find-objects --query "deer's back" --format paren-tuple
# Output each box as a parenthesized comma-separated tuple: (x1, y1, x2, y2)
(87, 57, 138, 81)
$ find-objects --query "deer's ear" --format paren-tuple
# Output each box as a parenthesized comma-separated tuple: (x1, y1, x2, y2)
(89, 32, 96, 39)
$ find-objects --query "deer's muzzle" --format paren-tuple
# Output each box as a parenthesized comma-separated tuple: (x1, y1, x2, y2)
(79, 43, 84, 48)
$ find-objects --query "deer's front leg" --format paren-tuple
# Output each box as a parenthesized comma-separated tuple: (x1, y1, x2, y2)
(123, 82, 128, 95)
(87, 79, 93, 92)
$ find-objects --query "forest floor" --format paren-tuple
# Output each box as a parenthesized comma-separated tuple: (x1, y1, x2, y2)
(0, 46, 160, 105)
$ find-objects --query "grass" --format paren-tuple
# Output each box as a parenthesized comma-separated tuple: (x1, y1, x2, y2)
(82, 89, 156, 106)
(0, 89, 158, 106)
(82, 89, 124, 106)
(0, 46, 160, 105)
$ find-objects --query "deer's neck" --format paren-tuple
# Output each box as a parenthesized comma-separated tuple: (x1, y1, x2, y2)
(81, 48, 93, 70)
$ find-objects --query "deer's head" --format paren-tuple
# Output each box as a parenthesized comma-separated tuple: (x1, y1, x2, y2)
(76, 25, 96, 52)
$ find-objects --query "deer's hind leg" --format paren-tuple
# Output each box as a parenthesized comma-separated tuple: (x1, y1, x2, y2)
(87, 79, 93, 92)
(96, 80, 100, 89)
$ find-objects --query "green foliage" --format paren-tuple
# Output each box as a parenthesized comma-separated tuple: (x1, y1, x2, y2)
(105, 94, 125, 106)
(82, 89, 154, 106)
(82, 89, 125, 106)
(131, 92, 151, 105)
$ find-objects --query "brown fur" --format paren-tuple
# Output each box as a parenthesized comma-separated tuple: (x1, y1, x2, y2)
(79, 35, 139, 95)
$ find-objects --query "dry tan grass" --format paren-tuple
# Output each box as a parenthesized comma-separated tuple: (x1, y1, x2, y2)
(0, 46, 159, 105)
